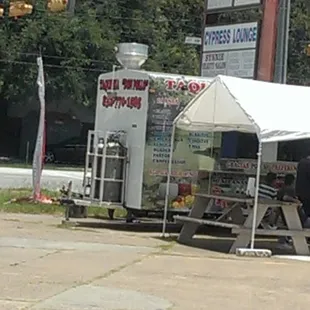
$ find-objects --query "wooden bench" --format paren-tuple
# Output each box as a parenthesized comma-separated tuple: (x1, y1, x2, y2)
(232, 227, 310, 237)
(229, 202, 310, 255)
(176, 193, 310, 255)
(176, 193, 249, 244)
(175, 216, 310, 237)
(195, 193, 253, 204)
(174, 215, 239, 229)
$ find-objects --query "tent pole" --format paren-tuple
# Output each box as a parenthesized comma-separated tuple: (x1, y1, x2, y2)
(250, 141, 262, 249)
(162, 123, 176, 237)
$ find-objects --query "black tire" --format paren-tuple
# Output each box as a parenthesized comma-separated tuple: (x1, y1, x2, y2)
(45, 151, 55, 163)
(167, 212, 174, 222)
(82, 206, 88, 218)
(108, 208, 115, 220)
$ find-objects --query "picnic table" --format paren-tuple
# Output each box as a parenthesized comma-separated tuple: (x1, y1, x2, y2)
(174, 193, 310, 255)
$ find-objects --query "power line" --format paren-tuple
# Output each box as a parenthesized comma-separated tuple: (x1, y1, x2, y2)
(0, 59, 112, 72)
(0, 58, 306, 86)
(0, 29, 201, 66)
(0, 58, 198, 74)
(0, 25, 201, 42)
(1, 32, 200, 61)
(3, 51, 110, 64)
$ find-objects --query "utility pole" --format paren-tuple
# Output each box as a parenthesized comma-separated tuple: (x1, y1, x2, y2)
(3, 0, 8, 18)
(67, 0, 76, 15)
(274, 0, 291, 84)
(282, 0, 291, 84)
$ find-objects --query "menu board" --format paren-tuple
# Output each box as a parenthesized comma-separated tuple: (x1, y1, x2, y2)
(203, 159, 298, 213)
(218, 158, 298, 175)
(142, 75, 222, 210)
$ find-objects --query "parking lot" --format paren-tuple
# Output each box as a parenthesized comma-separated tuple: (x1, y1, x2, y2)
(0, 213, 310, 310)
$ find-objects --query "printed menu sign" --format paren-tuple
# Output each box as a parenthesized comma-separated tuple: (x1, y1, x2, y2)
(142, 74, 222, 210)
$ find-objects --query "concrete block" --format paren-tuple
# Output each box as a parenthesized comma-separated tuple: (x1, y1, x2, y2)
(236, 248, 272, 257)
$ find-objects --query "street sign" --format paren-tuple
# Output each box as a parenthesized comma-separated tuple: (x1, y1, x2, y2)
(185, 37, 202, 45)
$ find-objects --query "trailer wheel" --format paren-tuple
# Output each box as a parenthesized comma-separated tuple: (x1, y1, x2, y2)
(82, 206, 88, 218)
(108, 209, 115, 220)
(167, 213, 174, 222)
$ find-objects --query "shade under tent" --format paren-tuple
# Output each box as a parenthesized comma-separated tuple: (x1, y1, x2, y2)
(163, 75, 310, 249)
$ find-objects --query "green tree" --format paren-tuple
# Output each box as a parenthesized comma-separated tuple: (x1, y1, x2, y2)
(288, 0, 310, 85)
(0, 0, 205, 107)
(2, 0, 310, 108)
(1, 1, 119, 106)
(113, 0, 203, 75)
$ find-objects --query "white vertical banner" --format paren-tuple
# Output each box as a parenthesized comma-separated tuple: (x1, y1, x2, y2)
(32, 56, 46, 200)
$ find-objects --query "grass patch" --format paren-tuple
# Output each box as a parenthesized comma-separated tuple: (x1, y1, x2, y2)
(0, 188, 63, 214)
(0, 188, 127, 218)
(89, 207, 127, 218)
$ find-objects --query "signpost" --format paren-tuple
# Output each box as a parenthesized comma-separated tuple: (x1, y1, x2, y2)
(32, 56, 46, 201)
(201, 22, 259, 78)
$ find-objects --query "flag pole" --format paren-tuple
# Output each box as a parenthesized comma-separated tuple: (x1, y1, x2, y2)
(32, 54, 46, 201)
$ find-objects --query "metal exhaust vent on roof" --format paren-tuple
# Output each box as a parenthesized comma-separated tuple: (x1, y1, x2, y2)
(116, 43, 149, 70)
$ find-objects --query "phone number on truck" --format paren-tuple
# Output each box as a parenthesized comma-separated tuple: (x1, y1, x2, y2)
(102, 95, 142, 109)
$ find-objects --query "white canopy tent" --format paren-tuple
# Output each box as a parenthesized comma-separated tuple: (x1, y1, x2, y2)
(162, 75, 310, 249)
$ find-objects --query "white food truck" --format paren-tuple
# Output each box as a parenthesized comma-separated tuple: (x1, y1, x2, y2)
(78, 43, 215, 220)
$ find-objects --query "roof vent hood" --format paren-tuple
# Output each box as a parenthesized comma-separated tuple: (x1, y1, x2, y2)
(116, 43, 149, 70)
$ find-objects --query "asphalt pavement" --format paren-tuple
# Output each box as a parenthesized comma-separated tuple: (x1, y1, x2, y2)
(0, 167, 84, 192)
(0, 213, 310, 310)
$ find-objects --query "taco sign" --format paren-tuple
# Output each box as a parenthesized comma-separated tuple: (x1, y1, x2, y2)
(164, 79, 209, 94)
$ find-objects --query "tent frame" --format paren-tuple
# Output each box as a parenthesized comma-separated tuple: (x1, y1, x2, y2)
(162, 79, 266, 250)
(162, 124, 263, 251)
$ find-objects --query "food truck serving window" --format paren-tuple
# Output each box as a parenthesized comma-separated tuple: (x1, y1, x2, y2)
(221, 132, 258, 159)
(277, 139, 310, 162)
(222, 133, 310, 162)
(236, 133, 258, 159)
